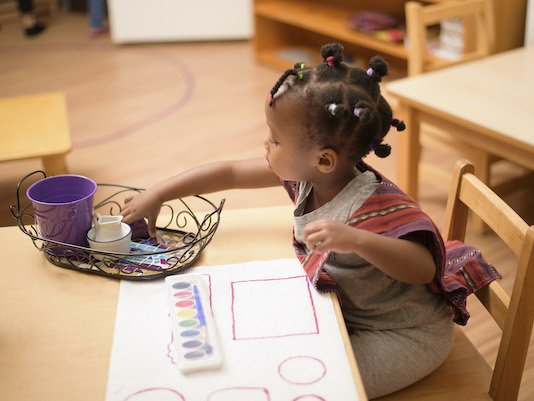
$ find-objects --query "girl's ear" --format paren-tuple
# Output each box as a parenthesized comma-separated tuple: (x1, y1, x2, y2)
(317, 148, 338, 173)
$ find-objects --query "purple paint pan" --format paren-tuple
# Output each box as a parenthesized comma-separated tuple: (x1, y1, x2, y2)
(26, 174, 97, 248)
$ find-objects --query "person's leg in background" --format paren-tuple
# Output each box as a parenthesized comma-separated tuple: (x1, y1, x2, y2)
(17, 0, 46, 37)
(88, 0, 108, 38)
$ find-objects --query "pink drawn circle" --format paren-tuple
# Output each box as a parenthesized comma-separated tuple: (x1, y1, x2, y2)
(123, 387, 185, 401)
(278, 355, 326, 385)
(293, 396, 326, 401)
(207, 386, 270, 401)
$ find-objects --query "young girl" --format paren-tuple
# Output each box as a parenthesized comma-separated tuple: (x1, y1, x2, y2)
(122, 43, 499, 398)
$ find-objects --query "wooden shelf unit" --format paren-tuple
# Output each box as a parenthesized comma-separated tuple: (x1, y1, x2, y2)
(253, 0, 527, 71)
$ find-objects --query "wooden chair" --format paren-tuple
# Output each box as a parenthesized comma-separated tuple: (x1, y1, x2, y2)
(405, 0, 496, 76)
(376, 159, 534, 401)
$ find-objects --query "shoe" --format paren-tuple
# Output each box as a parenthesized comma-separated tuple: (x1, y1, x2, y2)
(25, 23, 46, 37)
(89, 27, 109, 38)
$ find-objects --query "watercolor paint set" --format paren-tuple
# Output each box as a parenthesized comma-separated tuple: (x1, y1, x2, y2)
(165, 274, 223, 373)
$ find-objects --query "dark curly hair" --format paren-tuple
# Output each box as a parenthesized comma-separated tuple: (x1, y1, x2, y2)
(269, 43, 404, 160)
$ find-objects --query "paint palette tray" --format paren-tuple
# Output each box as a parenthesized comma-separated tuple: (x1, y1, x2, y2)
(165, 274, 223, 373)
(12, 171, 225, 280)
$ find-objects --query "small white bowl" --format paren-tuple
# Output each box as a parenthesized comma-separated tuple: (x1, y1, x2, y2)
(87, 223, 132, 256)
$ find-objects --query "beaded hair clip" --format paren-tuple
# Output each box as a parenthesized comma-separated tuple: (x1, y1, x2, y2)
(295, 62, 306, 79)
(326, 56, 335, 67)
(326, 103, 338, 116)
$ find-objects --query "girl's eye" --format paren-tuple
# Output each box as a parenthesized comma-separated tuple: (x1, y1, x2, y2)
(270, 138, 279, 145)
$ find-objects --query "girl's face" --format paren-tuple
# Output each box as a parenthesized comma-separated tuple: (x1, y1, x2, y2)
(263, 95, 321, 182)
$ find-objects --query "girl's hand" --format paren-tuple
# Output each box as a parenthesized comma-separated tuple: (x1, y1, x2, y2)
(122, 190, 162, 238)
(303, 219, 437, 284)
(302, 219, 359, 255)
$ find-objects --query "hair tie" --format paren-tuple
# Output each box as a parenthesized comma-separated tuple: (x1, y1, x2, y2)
(369, 142, 377, 150)
(326, 56, 335, 67)
(366, 67, 374, 77)
(353, 107, 364, 118)
(294, 62, 305, 79)
(326, 103, 337, 116)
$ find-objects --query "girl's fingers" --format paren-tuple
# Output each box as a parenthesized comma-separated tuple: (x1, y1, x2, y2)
(147, 215, 157, 238)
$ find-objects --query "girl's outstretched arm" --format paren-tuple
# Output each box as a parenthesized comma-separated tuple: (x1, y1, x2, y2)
(122, 157, 279, 236)
(302, 220, 436, 284)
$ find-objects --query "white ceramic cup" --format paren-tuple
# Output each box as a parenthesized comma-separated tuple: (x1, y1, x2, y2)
(87, 214, 132, 256)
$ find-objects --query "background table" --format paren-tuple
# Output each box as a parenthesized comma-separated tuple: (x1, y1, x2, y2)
(0, 92, 71, 176)
(0, 206, 367, 401)
(386, 46, 534, 199)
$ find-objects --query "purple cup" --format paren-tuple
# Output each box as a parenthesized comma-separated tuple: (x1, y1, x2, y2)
(27, 174, 97, 248)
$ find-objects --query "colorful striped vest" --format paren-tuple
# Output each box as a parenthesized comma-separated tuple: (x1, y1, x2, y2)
(283, 163, 501, 325)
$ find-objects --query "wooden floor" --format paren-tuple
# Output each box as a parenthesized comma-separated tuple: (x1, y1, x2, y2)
(1, 12, 533, 400)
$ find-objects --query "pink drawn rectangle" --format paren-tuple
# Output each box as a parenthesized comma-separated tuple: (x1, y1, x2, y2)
(231, 275, 319, 340)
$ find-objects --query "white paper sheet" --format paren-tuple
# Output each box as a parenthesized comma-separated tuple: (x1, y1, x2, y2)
(106, 258, 360, 401)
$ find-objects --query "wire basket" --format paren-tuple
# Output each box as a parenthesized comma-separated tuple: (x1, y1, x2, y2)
(11, 171, 225, 280)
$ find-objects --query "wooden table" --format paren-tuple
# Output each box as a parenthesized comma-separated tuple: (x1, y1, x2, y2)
(0, 92, 71, 176)
(0, 206, 367, 401)
(386, 46, 534, 199)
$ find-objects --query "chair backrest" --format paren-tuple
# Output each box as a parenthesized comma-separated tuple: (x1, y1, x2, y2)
(442, 160, 534, 401)
(405, 0, 496, 75)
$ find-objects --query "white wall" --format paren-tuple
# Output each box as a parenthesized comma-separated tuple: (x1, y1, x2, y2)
(108, 0, 252, 44)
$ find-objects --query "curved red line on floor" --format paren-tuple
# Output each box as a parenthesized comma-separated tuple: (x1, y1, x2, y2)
(1, 43, 195, 149)
(74, 48, 195, 149)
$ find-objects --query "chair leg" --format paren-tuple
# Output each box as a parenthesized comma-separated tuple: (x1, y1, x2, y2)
(396, 104, 420, 199)
(42, 154, 69, 176)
